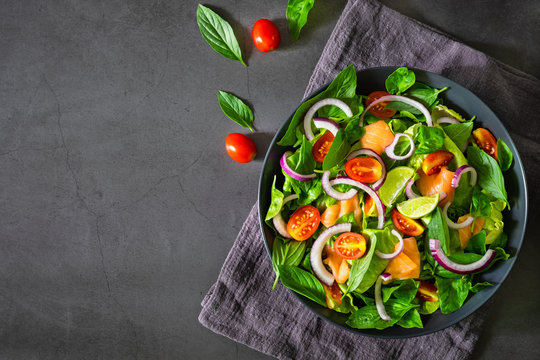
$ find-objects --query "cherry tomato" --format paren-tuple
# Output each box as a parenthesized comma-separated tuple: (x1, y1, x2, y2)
(333, 232, 367, 260)
(252, 19, 281, 53)
(416, 280, 439, 302)
(473, 128, 498, 161)
(392, 209, 424, 236)
(366, 91, 397, 119)
(312, 131, 334, 163)
(322, 281, 343, 308)
(345, 157, 382, 183)
(286, 205, 321, 241)
(422, 150, 454, 176)
(225, 133, 257, 163)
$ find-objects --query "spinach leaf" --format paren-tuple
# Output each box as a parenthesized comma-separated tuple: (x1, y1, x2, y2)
(286, 0, 315, 41)
(442, 121, 473, 151)
(418, 299, 440, 315)
(322, 129, 350, 171)
(497, 138, 513, 171)
(470, 282, 493, 293)
(272, 238, 306, 288)
(436, 276, 471, 314)
(347, 300, 418, 329)
(385, 67, 415, 95)
(196, 5, 246, 66)
(404, 82, 447, 107)
(467, 146, 509, 208)
(278, 65, 357, 146)
(344, 116, 365, 143)
(217, 91, 254, 131)
(415, 126, 445, 154)
(464, 230, 486, 255)
(470, 187, 492, 219)
(397, 308, 423, 329)
(382, 279, 418, 303)
(265, 176, 284, 221)
(277, 265, 326, 306)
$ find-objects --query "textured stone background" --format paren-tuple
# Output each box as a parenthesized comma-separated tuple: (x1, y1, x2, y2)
(0, 0, 538, 359)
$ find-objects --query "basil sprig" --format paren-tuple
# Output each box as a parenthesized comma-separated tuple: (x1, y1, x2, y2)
(217, 91, 254, 131)
(286, 0, 315, 41)
(196, 4, 246, 66)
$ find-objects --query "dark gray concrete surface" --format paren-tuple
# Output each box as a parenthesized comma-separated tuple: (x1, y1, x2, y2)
(0, 0, 538, 359)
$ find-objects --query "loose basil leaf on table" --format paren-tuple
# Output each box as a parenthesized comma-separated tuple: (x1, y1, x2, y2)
(286, 0, 315, 41)
(217, 91, 254, 131)
(196, 4, 246, 66)
(497, 138, 513, 171)
(277, 265, 326, 307)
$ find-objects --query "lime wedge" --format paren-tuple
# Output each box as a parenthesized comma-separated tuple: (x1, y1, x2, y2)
(396, 194, 440, 219)
(378, 166, 415, 207)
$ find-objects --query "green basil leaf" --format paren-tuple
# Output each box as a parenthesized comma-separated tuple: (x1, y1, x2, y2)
(470, 281, 493, 293)
(322, 129, 350, 171)
(424, 207, 450, 254)
(442, 121, 473, 151)
(277, 265, 326, 306)
(265, 176, 284, 221)
(272, 238, 306, 288)
(346, 300, 418, 329)
(288, 136, 315, 175)
(470, 187, 491, 219)
(404, 83, 447, 107)
(467, 145, 509, 208)
(415, 126, 445, 154)
(436, 276, 471, 314)
(217, 91, 254, 131)
(465, 230, 487, 255)
(385, 67, 416, 95)
(196, 5, 246, 66)
(418, 299, 440, 315)
(286, 0, 315, 41)
(497, 138, 513, 171)
(397, 308, 424, 329)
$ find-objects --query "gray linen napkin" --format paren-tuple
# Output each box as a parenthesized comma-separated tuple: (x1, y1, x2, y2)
(199, 0, 540, 359)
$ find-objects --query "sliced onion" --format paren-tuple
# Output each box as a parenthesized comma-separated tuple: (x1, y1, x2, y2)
(405, 178, 419, 199)
(359, 95, 433, 127)
(451, 165, 478, 188)
(346, 149, 387, 190)
(321, 171, 357, 200)
(375, 275, 391, 321)
(280, 151, 316, 182)
(376, 230, 404, 259)
(272, 194, 299, 239)
(385, 133, 415, 161)
(438, 192, 448, 203)
(310, 222, 352, 286)
(443, 202, 474, 229)
(429, 238, 496, 274)
(304, 98, 352, 140)
(313, 118, 340, 136)
(380, 272, 393, 284)
(328, 177, 385, 229)
(437, 116, 459, 125)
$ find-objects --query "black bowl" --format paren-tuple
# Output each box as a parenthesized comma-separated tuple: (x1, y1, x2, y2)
(258, 66, 528, 338)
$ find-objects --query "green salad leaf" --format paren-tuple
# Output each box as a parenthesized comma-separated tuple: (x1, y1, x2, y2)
(286, 0, 315, 41)
(467, 145, 509, 208)
(322, 129, 350, 171)
(347, 300, 418, 329)
(415, 126, 445, 154)
(405, 83, 447, 107)
(265, 176, 284, 221)
(386, 67, 416, 95)
(497, 138, 513, 171)
(196, 5, 246, 66)
(277, 265, 326, 306)
(442, 121, 473, 151)
(436, 276, 471, 314)
(272, 238, 306, 288)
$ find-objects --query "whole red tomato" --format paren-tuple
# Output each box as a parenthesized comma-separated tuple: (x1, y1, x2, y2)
(225, 133, 257, 163)
(252, 19, 280, 52)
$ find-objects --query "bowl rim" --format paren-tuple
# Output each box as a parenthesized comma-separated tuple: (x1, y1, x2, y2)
(258, 65, 528, 338)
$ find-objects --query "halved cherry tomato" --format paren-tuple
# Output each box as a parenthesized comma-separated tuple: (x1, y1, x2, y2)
(392, 209, 424, 236)
(344, 157, 382, 183)
(322, 281, 343, 308)
(286, 205, 320, 241)
(252, 19, 281, 53)
(473, 128, 498, 161)
(366, 91, 397, 119)
(312, 131, 334, 162)
(333, 232, 367, 260)
(422, 150, 454, 176)
(416, 280, 439, 302)
(364, 195, 377, 217)
(225, 133, 257, 163)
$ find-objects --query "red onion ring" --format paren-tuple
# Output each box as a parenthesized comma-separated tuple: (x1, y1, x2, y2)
(405, 178, 419, 199)
(272, 194, 299, 239)
(443, 202, 474, 229)
(327, 177, 385, 229)
(436, 116, 459, 124)
(346, 149, 387, 190)
(451, 165, 478, 188)
(304, 98, 352, 140)
(429, 238, 496, 274)
(375, 275, 391, 321)
(321, 171, 357, 200)
(313, 118, 340, 136)
(385, 133, 415, 161)
(359, 95, 433, 127)
(375, 230, 404, 259)
(310, 222, 352, 286)
(380, 272, 393, 284)
(280, 151, 317, 182)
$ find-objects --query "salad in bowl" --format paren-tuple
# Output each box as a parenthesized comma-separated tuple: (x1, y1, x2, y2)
(261, 66, 522, 332)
